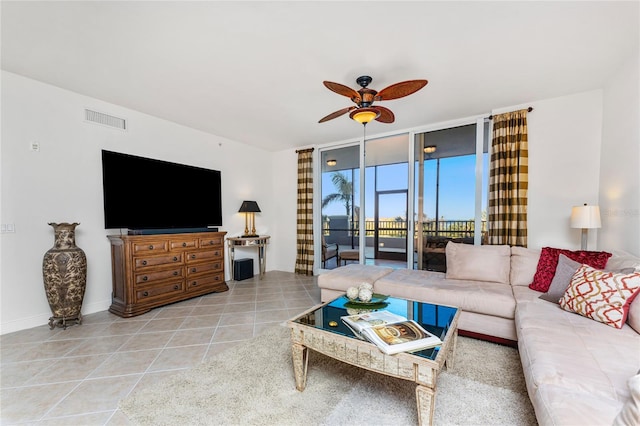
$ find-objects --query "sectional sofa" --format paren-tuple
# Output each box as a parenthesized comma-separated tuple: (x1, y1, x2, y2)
(317, 242, 640, 425)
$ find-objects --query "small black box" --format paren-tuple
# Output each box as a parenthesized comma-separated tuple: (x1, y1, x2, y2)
(233, 258, 254, 281)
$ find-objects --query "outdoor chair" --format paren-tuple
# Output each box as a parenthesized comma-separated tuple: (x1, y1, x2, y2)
(321, 236, 338, 268)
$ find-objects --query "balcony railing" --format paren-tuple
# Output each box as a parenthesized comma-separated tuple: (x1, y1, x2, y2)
(323, 219, 487, 245)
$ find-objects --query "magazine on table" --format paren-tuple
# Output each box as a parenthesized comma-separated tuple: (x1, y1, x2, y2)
(341, 310, 442, 355)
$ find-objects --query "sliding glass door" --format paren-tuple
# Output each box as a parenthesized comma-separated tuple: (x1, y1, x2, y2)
(319, 145, 360, 269)
(414, 121, 489, 271)
(317, 120, 488, 272)
(364, 135, 410, 266)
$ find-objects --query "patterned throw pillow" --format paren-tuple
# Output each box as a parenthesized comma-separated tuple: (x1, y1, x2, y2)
(559, 264, 640, 329)
(529, 247, 612, 292)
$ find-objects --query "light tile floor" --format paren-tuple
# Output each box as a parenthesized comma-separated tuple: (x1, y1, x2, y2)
(0, 271, 320, 425)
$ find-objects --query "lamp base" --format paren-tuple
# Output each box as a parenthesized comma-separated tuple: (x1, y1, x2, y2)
(580, 228, 588, 251)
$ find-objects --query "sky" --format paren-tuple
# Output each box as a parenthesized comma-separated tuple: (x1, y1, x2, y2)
(321, 154, 488, 221)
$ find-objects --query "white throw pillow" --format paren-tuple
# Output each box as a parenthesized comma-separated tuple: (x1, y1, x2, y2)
(613, 374, 640, 426)
(628, 298, 640, 334)
(606, 250, 640, 272)
(445, 242, 511, 284)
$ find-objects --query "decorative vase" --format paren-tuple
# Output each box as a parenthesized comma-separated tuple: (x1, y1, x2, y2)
(42, 222, 87, 329)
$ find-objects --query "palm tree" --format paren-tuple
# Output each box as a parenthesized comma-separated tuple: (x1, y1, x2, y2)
(322, 172, 353, 215)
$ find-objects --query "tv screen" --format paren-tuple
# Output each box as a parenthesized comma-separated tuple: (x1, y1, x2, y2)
(101, 150, 222, 230)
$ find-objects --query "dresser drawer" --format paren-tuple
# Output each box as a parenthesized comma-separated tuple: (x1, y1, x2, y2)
(135, 268, 183, 284)
(134, 253, 183, 270)
(135, 281, 184, 303)
(133, 241, 168, 253)
(170, 239, 198, 250)
(200, 236, 224, 247)
(186, 272, 225, 291)
(186, 261, 223, 276)
(186, 249, 223, 263)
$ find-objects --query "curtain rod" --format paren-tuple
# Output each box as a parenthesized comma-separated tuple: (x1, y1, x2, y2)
(295, 148, 315, 153)
(487, 107, 533, 120)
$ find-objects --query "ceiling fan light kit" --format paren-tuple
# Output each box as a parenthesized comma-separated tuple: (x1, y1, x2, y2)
(319, 75, 428, 125)
(349, 108, 380, 124)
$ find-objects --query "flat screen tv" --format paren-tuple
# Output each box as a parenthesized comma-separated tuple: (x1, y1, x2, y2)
(101, 150, 222, 231)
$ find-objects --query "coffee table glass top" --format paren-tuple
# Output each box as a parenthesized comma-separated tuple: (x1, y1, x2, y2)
(292, 295, 458, 360)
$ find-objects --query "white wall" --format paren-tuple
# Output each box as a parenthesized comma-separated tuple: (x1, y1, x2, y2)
(270, 149, 300, 272)
(0, 71, 276, 334)
(515, 90, 604, 250)
(599, 53, 640, 256)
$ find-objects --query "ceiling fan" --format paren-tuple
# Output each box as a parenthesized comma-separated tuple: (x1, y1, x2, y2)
(318, 75, 428, 125)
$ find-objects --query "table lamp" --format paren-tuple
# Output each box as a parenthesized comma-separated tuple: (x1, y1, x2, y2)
(570, 203, 601, 250)
(239, 201, 261, 237)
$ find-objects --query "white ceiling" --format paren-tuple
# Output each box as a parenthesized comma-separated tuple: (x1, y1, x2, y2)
(2, 1, 638, 152)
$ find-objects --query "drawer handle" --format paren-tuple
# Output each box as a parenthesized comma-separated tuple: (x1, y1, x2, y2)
(143, 291, 149, 297)
(142, 276, 148, 281)
(209, 240, 214, 245)
(142, 260, 148, 266)
(191, 254, 196, 259)
(148, 245, 154, 250)
(215, 276, 220, 281)
(173, 256, 178, 262)
(192, 281, 198, 286)
(182, 242, 187, 247)
(174, 285, 180, 290)
(191, 268, 197, 273)
(173, 271, 178, 276)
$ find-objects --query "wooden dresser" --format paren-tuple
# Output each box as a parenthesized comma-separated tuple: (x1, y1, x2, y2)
(107, 231, 228, 317)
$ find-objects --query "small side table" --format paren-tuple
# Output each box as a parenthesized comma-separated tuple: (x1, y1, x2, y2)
(227, 236, 271, 280)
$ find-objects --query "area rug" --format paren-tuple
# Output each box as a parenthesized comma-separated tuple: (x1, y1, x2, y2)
(119, 326, 537, 425)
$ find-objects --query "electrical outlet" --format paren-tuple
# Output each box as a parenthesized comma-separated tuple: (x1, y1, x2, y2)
(30, 142, 40, 152)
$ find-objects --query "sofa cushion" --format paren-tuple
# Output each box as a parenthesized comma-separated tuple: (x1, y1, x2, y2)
(529, 247, 612, 292)
(445, 242, 511, 284)
(510, 246, 541, 286)
(539, 254, 581, 304)
(516, 299, 640, 412)
(316, 264, 393, 293)
(559, 265, 640, 329)
(376, 269, 516, 319)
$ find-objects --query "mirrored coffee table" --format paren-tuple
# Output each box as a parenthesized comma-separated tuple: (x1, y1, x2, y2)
(287, 295, 459, 426)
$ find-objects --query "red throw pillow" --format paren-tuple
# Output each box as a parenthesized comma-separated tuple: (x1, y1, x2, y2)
(529, 247, 612, 292)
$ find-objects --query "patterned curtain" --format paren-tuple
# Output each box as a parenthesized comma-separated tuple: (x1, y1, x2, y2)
(295, 148, 314, 275)
(488, 109, 529, 247)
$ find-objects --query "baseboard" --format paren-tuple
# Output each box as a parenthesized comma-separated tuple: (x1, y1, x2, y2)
(0, 298, 112, 335)
(458, 329, 518, 348)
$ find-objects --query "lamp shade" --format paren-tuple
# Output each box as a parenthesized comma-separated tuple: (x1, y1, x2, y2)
(238, 201, 261, 213)
(570, 204, 601, 229)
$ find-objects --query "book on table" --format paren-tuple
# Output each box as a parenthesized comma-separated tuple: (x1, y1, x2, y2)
(341, 310, 442, 355)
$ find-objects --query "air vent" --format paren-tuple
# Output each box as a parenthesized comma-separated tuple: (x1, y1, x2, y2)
(84, 109, 127, 130)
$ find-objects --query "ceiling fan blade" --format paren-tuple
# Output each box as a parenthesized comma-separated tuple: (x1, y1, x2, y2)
(375, 80, 428, 101)
(318, 106, 356, 123)
(323, 81, 362, 103)
(374, 106, 395, 123)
